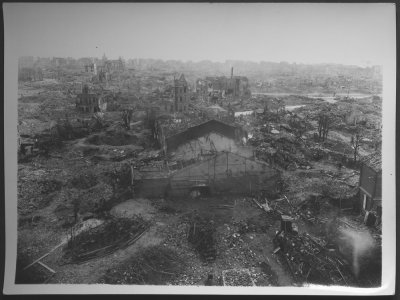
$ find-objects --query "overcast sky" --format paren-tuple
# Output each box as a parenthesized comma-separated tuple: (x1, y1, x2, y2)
(3, 3, 395, 66)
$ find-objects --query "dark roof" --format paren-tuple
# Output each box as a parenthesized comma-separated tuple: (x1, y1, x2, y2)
(171, 151, 271, 177)
(166, 119, 244, 152)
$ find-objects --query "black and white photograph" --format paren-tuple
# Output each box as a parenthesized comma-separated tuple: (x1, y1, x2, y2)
(3, 2, 396, 295)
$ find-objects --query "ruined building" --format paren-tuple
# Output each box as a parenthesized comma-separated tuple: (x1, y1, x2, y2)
(196, 68, 251, 102)
(52, 57, 67, 67)
(105, 59, 125, 72)
(84, 63, 95, 73)
(95, 58, 125, 74)
(18, 67, 43, 82)
(173, 74, 189, 113)
(149, 74, 190, 115)
(76, 84, 107, 113)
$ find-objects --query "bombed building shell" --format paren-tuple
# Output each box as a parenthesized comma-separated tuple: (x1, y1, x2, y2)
(76, 84, 107, 113)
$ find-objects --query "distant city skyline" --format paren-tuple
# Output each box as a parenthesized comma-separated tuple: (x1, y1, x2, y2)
(17, 55, 385, 68)
(4, 3, 395, 67)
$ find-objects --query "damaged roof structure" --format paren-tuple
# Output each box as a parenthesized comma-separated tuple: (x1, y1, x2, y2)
(168, 151, 280, 197)
(134, 117, 265, 198)
(155, 119, 251, 160)
(146, 73, 190, 115)
(196, 67, 251, 102)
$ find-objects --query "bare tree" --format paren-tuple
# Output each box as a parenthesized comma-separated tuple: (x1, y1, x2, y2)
(317, 113, 330, 142)
(350, 126, 363, 162)
(122, 109, 133, 130)
(316, 106, 340, 142)
(92, 112, 105, 130)
(289, 114, 310, 138)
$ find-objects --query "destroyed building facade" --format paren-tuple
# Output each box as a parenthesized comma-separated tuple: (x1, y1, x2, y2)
(196, 68, 251, 103)
(76, 84, 107, 113)
(52, 57, 67, 67)
(173, 73, 189, 112)
(105, 59, 125, 72)
(84, 63, 95, 73)
(94, 58, 125, 74)
(18, 67, 43, 82)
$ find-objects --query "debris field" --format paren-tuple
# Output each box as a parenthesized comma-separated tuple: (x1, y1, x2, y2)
(16, 57, 382, 287)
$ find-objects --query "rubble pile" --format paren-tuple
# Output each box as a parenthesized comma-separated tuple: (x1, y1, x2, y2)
(100, 245, 186, 285)
(222, 268, 255, 286)
(73, 183, 114, 214)
(218, 224, 262, 269)
(273, 149, 310, 170)
(259, 261, 279, 286)
(251, 129, 312, 170)
(273, 230, 353, 286)
(18, 177, 63, 215)
(281, 171, 356, 209)
(233, 211, 280, 234)
(187, 215, 217, 262)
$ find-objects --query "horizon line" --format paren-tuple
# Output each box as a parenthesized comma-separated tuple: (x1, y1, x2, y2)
(19, 56, 381, 68)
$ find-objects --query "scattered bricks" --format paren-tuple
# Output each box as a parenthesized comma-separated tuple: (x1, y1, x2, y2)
(222, 268, 255, 286)
(187, 215, 217, 262)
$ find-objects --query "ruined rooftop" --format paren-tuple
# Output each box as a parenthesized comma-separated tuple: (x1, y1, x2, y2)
(360, 152, 382, 172)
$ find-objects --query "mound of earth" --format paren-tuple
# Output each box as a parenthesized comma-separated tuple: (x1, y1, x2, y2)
(62, 217, 147, 264)
(110, 198, 156, 221)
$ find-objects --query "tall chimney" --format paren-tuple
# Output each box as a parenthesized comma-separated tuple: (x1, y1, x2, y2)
(231, 67, 233, 79)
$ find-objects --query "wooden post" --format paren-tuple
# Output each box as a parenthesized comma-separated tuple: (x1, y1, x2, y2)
(249, 180, 252, 194)
(130, 163, 134, 186)
(226, 152, 229, 175)
(23, 240, 66, 271)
